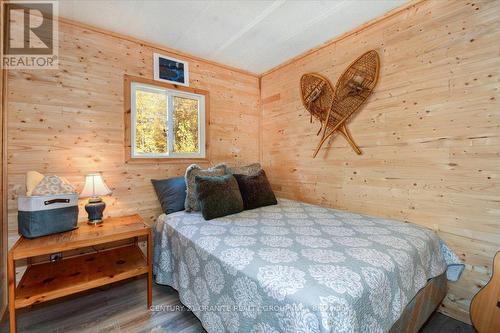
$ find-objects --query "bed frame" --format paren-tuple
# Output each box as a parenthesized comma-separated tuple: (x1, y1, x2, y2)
(390, 273, 447, 333)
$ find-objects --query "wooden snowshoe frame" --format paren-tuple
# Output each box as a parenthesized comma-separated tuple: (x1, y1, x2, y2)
(300, 50, 380, 158)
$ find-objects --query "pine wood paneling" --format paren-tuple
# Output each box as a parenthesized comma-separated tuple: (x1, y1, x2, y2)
(5, 0, 498, 326)
(1, 67, 7, 321)
(261, 0, 500, 323)
(6, 19, 260, 245)
(1, 0, 7, 319)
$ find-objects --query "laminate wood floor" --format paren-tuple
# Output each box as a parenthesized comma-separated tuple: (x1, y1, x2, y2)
(420, 313, 474, 333)
(1, 278, 473, 333)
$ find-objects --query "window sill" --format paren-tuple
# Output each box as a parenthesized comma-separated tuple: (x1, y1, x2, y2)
(125, 157, 209, 164)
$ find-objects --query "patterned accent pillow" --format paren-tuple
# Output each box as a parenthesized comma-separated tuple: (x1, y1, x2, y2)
(227, 163, 262, 176)
(31, 175, 76, 196)
(184, 163, 226, 211)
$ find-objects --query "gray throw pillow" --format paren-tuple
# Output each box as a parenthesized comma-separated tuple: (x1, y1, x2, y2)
(184, 164, 226, 211)
(227, 163, 262, 176)
(195, 174, 243, 220)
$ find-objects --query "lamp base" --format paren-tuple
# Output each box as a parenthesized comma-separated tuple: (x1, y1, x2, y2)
(85, 197, 106, 225)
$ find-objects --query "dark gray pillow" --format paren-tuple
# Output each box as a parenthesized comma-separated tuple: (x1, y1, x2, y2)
(195, 174, 243, 220)
(233, 169, 277, 210)
(151, 177, 186, 215)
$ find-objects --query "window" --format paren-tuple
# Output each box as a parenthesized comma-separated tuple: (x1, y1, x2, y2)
(128, 79, 206, 159)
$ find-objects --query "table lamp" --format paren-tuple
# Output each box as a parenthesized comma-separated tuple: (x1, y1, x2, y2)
(80, 173, 112, 224)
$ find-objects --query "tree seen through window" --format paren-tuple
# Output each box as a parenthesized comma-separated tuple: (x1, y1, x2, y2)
(134, 87, 201, 156)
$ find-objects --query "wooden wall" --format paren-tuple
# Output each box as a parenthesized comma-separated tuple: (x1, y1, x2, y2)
(5, 0, 499, 325)
(260, 0, 500, 324)
(1, 69, 6, 320)
(6, 19, 260, 245)
(1, 1, 7, 317)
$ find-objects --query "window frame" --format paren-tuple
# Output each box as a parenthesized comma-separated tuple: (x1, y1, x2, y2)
(124, 75, 209, 163)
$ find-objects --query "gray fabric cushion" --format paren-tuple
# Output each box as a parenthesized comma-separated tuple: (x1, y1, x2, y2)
(151, 176, 186, 215)
(195, 174, 243, 220)
(31, 175, 76, 195)
(233, 169, 277, 210)
(184, 164, 226, 211)
(227, 163, 262, 176)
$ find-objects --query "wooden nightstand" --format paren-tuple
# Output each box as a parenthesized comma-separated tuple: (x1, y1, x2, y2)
(7, 214, 152, 333)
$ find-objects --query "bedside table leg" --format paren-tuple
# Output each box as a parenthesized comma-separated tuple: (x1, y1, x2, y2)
(8, 252, 16, 333)
(147, 231, 152, 309)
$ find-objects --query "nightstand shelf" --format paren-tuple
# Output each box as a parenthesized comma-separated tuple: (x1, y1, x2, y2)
(8, 214, 152, 333)
(15, 245, 148, 309)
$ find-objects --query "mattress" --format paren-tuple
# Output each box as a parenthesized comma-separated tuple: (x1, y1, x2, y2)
(153, 199, 451, 333)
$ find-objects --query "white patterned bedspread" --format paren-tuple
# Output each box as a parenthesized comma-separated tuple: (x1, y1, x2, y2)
(153, 199, 449, 333)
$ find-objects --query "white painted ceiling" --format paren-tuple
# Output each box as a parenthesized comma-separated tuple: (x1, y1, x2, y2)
(59, 0, 406, 74)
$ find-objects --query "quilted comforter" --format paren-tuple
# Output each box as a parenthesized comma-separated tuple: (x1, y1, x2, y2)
(153, 199, 449, 333)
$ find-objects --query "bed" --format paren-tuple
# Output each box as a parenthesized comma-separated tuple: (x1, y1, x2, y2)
(153, 198, 460, 333)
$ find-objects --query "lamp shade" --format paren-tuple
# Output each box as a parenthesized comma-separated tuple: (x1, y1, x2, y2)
(80, 173, 112, 198)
